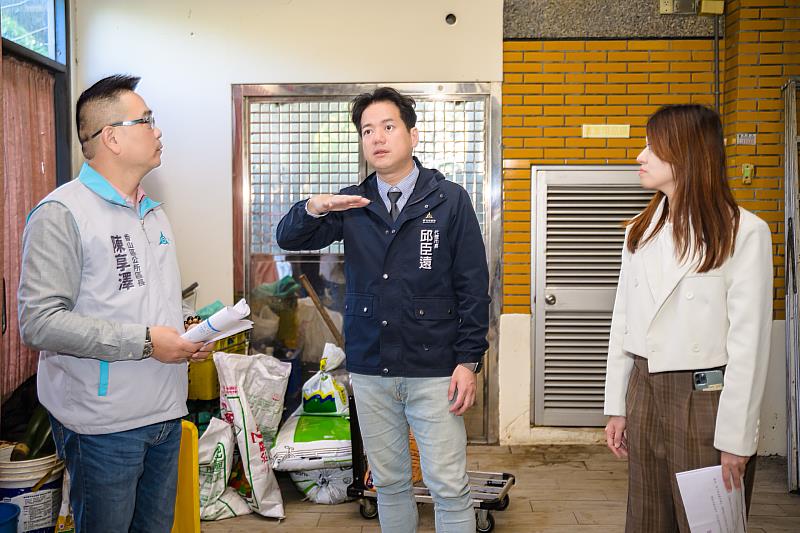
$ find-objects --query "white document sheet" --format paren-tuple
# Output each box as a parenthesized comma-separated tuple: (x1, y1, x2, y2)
(181, 298, 253, 344)
(676, 465, 747, 533)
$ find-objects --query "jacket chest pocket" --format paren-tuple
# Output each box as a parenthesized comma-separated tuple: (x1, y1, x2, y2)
(680, 275, 725, 305)
(411, 297, 458, 320)
(344, 293, 374, 317)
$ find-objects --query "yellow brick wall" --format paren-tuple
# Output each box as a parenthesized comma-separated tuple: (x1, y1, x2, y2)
(723, 0, 800, 320)
(502, 39, 723, 313)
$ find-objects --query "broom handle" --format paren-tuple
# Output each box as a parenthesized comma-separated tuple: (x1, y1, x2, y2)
(298, 274, 345, 348)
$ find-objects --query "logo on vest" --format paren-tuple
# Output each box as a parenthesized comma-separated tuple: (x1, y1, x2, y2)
(422, 212, 437, 224)
(159, 232, 170, 245)
(111, 234, 146, 291)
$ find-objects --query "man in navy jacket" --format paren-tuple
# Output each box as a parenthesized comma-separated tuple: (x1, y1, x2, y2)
(277, 87, 489, 532)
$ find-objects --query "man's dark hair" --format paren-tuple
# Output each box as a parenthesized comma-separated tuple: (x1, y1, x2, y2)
(351, 87, 416, 136)
(76, 74, 140, 144)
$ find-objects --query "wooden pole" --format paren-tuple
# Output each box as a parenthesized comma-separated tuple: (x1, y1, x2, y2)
(298, 274, 345, 348)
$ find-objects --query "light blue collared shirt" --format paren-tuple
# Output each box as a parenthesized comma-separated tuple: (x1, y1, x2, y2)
(376, 163, 420, 216)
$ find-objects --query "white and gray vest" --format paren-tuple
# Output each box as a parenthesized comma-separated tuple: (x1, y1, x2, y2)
(34, 169, 187, 434)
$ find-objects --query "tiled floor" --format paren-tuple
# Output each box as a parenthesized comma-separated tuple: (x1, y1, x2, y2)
(201, 445, 800, 532)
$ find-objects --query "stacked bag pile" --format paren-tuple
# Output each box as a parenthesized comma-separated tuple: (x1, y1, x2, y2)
(270, 343, 353, 504)
(197, 351, 291, 520)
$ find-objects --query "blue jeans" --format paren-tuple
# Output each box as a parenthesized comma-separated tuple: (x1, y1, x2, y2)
(49, 415, 181, 533)
(350, 373, 474, 533)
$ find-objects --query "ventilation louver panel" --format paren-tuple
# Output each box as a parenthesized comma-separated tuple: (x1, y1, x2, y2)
(545, 187, 653, 287)
(534, 175, 652, 426)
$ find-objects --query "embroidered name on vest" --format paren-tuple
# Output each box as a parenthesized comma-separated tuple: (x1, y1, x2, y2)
(111, 234, 146, 290)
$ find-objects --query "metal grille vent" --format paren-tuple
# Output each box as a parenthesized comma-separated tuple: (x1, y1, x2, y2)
(543, 311, 611, 411)
(545, 186, 654, 287)
(534, 171, 652, 426)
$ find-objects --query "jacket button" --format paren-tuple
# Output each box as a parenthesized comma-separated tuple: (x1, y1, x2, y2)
(692, 343, 700, 352)
(383, 273, 389, 279)
(363, 307, 368, 313)
(385, 230, 389, 234)
(418, 310, 425, 316)
(439, 193, 444, 198)
(391, 229, 396, 234)
(381, 320, 388, 327)
(382, 368, 389, 375)
(424, 204, 429, 209)
(686, 292, 694, 300)
(634, 278, 639, 287)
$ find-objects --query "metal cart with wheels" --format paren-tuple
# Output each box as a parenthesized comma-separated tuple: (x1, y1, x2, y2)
(346, 396, 515, 532)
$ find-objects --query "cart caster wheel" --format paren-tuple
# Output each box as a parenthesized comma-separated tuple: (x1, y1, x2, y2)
(476, 510, 494, 532)
(360, 498, 378, 519)
(497, 495, 510, 510)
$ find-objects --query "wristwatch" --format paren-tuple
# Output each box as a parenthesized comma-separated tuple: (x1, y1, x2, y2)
(459, 361, 483, 373)
(142, 327, 154, 359)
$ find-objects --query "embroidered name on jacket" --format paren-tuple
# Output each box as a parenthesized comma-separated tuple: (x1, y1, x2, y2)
(419, 229, 440, 270)
(111, 234, 146, 290)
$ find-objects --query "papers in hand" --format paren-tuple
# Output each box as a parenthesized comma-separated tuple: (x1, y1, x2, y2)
(181, 298, 253, 344)
(676, 465, 747, 533)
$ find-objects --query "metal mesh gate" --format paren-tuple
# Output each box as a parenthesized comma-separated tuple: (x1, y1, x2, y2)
(246, 95, 488, 256)
(248, 99, 359, 255)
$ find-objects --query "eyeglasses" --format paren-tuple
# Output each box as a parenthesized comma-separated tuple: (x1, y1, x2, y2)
(89, 115, 156, 140)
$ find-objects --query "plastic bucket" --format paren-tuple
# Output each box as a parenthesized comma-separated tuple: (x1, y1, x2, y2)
(0, 502, 20, 533)
(0, 456, 63, 533)
(0, 455, 59, 475)
(0, 445, 13, 462)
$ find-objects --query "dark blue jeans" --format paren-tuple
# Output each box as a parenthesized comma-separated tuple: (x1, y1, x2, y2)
(49, 415, 181, 533)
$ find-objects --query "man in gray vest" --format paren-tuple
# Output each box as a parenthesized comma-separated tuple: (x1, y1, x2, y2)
(18, 74, 207, 532)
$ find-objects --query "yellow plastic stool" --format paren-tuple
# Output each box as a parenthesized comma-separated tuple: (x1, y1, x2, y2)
(171, 420, 200, 533)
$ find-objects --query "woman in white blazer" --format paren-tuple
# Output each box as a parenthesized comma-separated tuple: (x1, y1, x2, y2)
(603, 104, 773, 532)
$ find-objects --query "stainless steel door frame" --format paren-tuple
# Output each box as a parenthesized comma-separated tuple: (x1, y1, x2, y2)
(235, 82, 502, 443)
(783, 77, 800, 491)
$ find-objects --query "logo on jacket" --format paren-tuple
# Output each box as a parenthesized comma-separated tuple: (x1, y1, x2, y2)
(419, 229, 440, 270)
(422, 212, 437, 224)
(111, 234, 146, 290)
(159, 232, 170, 245)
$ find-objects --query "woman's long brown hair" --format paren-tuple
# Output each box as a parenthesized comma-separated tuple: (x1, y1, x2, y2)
(626, 104, 740, 272)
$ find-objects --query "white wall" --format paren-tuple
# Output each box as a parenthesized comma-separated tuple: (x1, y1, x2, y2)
(71, 0, 503, 306)
(499, 315, 789, 455)
(759, 320, 787, 455)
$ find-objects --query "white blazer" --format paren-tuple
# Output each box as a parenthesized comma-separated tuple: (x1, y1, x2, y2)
(603, 201, 773, 457)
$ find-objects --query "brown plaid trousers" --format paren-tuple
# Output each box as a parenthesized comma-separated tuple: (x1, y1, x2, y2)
(625, 356, 757, 532)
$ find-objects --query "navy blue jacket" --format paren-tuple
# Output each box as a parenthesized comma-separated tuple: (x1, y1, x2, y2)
(276, 159, 490, 377)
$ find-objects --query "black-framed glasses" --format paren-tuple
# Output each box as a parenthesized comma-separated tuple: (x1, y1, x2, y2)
(89, 115, 156, 140)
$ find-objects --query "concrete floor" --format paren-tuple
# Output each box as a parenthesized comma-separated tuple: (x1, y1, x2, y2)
(200, 445, 800, 532)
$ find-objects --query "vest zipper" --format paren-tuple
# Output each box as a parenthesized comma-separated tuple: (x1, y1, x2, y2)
(140, 219, 151, 244)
